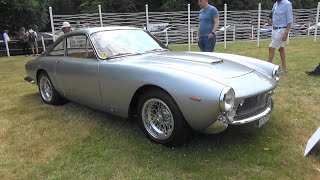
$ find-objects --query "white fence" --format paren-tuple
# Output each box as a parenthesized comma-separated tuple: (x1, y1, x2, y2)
(50, 3, 320, 45)
(2, 3, 320, 57)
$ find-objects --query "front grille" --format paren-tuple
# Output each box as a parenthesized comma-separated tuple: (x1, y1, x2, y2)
(236, 93, 268, 118)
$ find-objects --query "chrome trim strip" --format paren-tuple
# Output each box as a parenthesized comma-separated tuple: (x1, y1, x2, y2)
(24, 77, 35, 84)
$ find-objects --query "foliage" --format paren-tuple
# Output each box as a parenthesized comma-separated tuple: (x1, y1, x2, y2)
(79, 0, 138, 13)
(1, 0, 319, 35)
(48, 0, 82, 15)
(0, 0, 49, 33)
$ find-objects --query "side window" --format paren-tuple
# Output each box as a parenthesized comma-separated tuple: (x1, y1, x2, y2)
(66, 35, 95, 59)
(49, 39, 65, 56)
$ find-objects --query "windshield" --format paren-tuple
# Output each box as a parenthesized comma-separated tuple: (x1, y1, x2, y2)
(90, 29, 166, 59)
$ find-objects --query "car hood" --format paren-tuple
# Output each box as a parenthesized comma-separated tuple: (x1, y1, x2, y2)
(127, 51, 254, 80)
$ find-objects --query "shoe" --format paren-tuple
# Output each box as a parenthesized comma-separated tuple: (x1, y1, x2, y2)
(280, 69, 288, 74)
(305, 63, 320, 76)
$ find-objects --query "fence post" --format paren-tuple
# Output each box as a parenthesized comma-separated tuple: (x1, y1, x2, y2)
(191, 29, 194, 44)
(99, 5, 103, 27)
(165, 29, 169, 46)
(188, 4, 191, 52)
(4, 39, 10, 57)
(224, 4, 227, 50)
(49, 7, 55, 42)
(233, 25, 236, 41)
(251, 25, 254, 40)
(314, 2, 320, 43)
(146, 4, 149, 31)
(41, 36, 46, 52)
(257, 3, 261, 47)
(307, 22, 310, 36)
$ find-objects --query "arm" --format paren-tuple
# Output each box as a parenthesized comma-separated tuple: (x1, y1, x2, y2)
(208, 7, 219, 39)
(282, 3, 293, 41)
(212, 18, 219, 34)
(197, 26, 200, 39)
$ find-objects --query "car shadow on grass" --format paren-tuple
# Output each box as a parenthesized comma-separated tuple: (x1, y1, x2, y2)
(20, 92, 268, 151)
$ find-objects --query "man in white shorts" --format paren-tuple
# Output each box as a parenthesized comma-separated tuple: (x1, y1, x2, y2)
(268, 0, 293, 73)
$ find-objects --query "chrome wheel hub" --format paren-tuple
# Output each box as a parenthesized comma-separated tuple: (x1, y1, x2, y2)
(142, 98, 174, 140)
(39, 76, 53, 102)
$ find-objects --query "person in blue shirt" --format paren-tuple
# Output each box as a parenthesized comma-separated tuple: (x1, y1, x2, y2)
(197, 0, 219, 52)
(3, 30, 10, 42)
(268, 0, 293, 73)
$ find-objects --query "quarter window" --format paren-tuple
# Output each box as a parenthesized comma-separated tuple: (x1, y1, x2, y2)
(66, 35, 95, 59)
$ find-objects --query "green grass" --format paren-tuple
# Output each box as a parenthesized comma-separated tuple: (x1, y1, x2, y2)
(0, 37, 319, 179)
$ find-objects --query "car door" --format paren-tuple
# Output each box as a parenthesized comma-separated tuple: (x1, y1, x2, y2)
(54, 34, 101, 106)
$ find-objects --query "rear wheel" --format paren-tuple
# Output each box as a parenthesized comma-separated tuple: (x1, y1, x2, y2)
(137, 89, 192, 146)
(38, 72, 64, 105)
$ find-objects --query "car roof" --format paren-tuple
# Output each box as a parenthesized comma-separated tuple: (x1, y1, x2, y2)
(65, 26, 142, 36)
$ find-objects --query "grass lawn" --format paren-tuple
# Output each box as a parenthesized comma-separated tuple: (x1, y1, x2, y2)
(0, 37, 319, 179)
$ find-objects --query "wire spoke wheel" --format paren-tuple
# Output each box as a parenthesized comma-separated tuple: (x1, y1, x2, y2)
(37, 72, 64, 105)
(39, 76, 53, 102)
(142, 98, 174, 140)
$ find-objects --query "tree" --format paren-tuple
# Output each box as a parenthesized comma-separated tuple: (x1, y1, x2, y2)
(79, 0, 138, 13)
(0, 0, 49, 33)
(48, 0, 82, 15)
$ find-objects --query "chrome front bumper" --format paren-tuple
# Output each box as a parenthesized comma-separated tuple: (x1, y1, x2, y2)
(201, 98, 274, 134)
(230, 98, 273, 125)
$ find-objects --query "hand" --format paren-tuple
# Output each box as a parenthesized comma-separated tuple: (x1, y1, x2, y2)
(282, 31, 289, 41)
(208, 33, 215, 39)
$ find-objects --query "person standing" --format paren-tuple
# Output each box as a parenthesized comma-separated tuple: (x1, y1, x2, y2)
(3, 30, 10, 42)
(19, 27, 30, 56)
(268, 0, 293, 73)
(27, 26, 39, 56)
(197, 0, 220, 52)
(58, 22, 71, 37)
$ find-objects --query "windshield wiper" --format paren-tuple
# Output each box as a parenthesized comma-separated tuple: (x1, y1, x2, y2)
(144, 48, 169, 54)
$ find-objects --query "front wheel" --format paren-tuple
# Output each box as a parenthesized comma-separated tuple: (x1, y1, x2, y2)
(38, 72, 64, 105)
(137, 89, 192, 147)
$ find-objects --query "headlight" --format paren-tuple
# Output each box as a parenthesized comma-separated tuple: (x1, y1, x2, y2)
(272, 65, 280, 81)
(219, 87, 235, 112)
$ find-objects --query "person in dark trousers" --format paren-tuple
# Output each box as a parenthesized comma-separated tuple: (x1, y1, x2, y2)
(197, 0, 219, 52)
(19, 27, 30, 56)
(305, 63, 320, 76)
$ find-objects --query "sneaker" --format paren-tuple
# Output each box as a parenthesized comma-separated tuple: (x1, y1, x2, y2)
(305, 63, 320, 76)
(280, 69, 288, 74)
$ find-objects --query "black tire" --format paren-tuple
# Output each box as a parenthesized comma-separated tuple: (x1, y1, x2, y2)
(37, 71, 64, 105)
(137, 88, 192, 147)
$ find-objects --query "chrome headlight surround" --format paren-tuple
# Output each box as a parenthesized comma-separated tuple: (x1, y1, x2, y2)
(272, 65, 280, 81)
(219, 87, 235, 113)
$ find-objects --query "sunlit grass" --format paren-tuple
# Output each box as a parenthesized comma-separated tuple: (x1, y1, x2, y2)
(0, 37, 319, 179)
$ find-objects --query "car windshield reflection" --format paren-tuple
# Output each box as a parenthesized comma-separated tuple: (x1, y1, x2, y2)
(90, 29, 166, 59)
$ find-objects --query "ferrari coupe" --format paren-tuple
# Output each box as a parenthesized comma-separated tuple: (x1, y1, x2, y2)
(24, 26, 280, 146)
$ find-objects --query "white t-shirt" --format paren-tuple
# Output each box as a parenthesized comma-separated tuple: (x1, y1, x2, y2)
(3, 33, 10, 41)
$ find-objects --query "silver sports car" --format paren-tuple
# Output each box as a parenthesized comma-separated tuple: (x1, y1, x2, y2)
(24, 26, 280, 146)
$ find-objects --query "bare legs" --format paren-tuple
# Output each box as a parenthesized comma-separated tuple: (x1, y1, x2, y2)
(268, 47, 275, 63)
(278, 47, 286, 70)
(268, 47, 287, 71)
